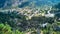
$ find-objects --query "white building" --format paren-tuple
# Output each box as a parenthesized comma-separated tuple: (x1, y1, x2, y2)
(45, 7, 55, 18)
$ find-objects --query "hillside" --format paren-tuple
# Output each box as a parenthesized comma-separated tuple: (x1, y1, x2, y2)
(0, 0, 60, 34)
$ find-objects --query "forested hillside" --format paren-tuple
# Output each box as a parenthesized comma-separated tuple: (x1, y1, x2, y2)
(0, 0, 60, 34)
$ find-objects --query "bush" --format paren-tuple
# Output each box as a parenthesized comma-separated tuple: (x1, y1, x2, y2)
(0, 23, 24, 34)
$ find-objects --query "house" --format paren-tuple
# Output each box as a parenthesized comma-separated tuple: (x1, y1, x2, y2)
(44, 7, 55, 18)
